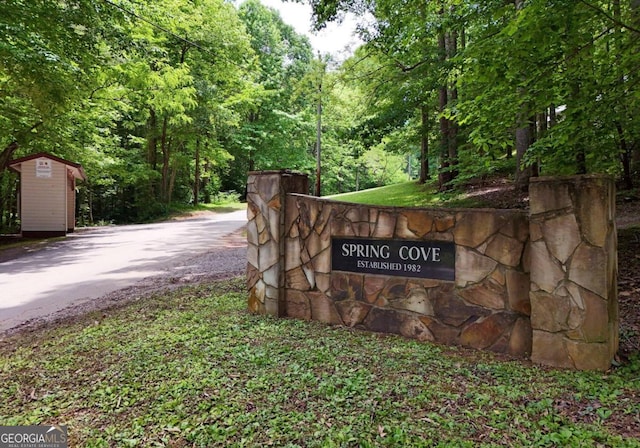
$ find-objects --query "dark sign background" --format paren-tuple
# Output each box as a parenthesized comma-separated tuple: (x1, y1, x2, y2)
(331, 237, 455, 281)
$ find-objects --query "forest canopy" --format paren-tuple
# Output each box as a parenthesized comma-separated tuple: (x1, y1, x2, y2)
(1, 0, 639, 230)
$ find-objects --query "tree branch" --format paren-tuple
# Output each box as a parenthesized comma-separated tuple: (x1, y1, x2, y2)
(579, 0, 640, 34)
(0, 121, 44, 172)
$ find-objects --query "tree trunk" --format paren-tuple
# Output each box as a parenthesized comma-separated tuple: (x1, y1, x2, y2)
(632, 0, 640, 181)
(0, 141, 19, 174)
(514, 108, 535, 188)
(446, 30, 458, 180)
(437, 2, 459, 190)
(146, 109, 159, 202)
(88, 184, 94, 225)
(419, 105, 429, 183)
(514, 0, 534, 190)
(613, 0, 634, 189)
(515, 123, 533, 189)
(10, 177, 19, 228)
(438, 85, 451, 189)
(203, 159, 212, 203)
(168, 156, 177, 205)
(248, 112, 256, 173)
(576, 149, 587, 175)
(549, 104, 557, 128)
(147, 109, 158, 170)
(194, 138, 201, 205)
(161, 116, 170, 203)
(0, 179, 5, 229)
(316, 64, 323, 197)
(617, 122, 634, 190)
(536, 111, 547, 140)
(437, 22, 452, 189)
(0, 121, 43, 173)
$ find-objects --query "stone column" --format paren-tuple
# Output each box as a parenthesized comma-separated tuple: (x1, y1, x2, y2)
(529, 175, 617, 370)
(246, 170, 309, 316)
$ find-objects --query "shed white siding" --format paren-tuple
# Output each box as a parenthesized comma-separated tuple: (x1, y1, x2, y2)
(20, 158, 67, 232)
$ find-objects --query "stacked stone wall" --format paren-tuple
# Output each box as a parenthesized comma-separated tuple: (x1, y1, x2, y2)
(246, 172, 618, 370)
(529, 175, 618, 370)
(283, 195, 532, 357)
(246, 170, 309, 316)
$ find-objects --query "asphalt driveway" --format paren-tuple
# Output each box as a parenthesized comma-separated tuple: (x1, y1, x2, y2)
(0, 209, 247, 333)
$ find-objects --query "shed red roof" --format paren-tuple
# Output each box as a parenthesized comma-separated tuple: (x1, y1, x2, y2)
(8, 152, 87, 181)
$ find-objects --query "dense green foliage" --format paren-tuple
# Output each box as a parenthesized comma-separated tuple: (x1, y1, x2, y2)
(1, 0, 255, 227)
(1, 277, 639, 446)
(0, 0, 306, 229)
(313, 0, 640, 189)
(1, 0, 639, 229)
(0, 0, 405, 230)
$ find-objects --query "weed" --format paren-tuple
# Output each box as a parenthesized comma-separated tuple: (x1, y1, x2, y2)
(0, 278, 638, 446)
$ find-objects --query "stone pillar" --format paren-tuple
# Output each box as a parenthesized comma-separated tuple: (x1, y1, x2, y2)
(529, 175, 617, 370)
(246, 170, 309, 316)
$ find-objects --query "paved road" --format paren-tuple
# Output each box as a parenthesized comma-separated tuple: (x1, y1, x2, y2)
(0, 209, 247, 333)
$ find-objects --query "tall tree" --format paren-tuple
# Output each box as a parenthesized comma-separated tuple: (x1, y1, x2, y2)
(312, 0, 640, 189)
(0, 0, 114, 170)
(100, 0, 256, 213)
(310, 0, 465, 186)
(223, 0, 315, 194)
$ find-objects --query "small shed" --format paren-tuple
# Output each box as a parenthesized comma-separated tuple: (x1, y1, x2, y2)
(8, 152, 87, 237)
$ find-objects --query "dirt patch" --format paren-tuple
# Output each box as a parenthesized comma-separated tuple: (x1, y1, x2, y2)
(618, 227, 640, 359)
(617, 193, 640, 229)
(460, 179, 530, 209)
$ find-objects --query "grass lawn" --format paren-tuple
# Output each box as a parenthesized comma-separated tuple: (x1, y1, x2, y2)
(327, 182, 482, 208)
(167, 201, 247, 218)
(1, 278, 638, 447)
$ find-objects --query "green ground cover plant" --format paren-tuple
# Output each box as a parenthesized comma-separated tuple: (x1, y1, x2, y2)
(0, 278, 638, 447)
